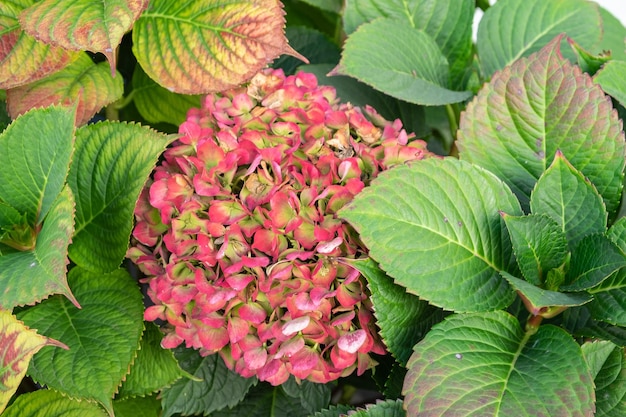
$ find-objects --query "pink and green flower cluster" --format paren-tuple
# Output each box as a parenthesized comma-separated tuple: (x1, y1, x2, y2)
(128, 68, 432, 385)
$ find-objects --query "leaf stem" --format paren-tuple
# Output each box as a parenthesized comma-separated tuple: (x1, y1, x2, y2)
(445, 104, 460, 156)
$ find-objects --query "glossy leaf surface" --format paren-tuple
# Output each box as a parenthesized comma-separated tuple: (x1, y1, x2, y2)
(459, 37, 625, 213)
(341, 158, 521, 312)
(403, 311, 594, 416)
(17, 267, 144, 416)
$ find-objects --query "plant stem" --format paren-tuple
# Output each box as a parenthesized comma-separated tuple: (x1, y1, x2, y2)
(445, 104, 460, 156)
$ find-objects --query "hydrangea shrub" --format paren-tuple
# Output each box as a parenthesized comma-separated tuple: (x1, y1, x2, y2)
(127, 69, 433, 385)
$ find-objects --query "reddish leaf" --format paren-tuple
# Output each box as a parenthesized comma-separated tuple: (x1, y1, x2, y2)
(0, 0, 78, 89)
(132, 0, 307, 94)
(0, 310, 66, 414)
(18, 0, 148, 71)
(7, 53, 124, 126)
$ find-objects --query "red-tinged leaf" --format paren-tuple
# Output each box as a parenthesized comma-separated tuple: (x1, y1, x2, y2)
(0, 310, 67, 414)
(132, 0, 307, 94)
(6, 53, 123, 126)
(18, 0, 148, 71)
(0, 0, 79, 89)
(459, 35, 626, 214)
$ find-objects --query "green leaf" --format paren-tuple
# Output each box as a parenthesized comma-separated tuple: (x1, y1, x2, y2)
(595, 60, 626, 109)
(205, 382, 320, 417)
(19, 0, 148, 70)
(133, 0, 303, 94)
(301, 63, 427, 138)
(0, 311, 65, 414)
(529, 151, 607, 248)
(67, 121, 174, 273)
(459, 37, 625, 214)
(113, 395, 161, 417)
(0, 186, 77, 309)
(563, 306, 626, 347)
(131, 65, 201, 126)
(0, 105, 74, 224)
(561, 234, 626, 292)
(332, 18, 472, 106)
(117, 322, 184, 398)
(589, 269, 626, 326)
(342, 0, 474, 88)
(296, 0, 341, 14)
(351, 258, 446, 365)
(16, 267, 144, 416)
(0, 0, 79, 89)
(501, 271, 591, 316)
(597, 6, 626, 62)
(591, 343, 626, 416)
(272, 26, 341, 75)
(350, 399, 405, 417)
(403, 311, 595, 416)
(341, 158, 521, 312)
(582, 340, 618, 379)
(7, 53, 124, 126)
(568, 37, 611, 76)
(160, 348, 256, 417)
(311, 404, 355, 417)
(588, 219, 626, 326)
(2, 389, 107, 417)
(281, 377, 331, 414)
(501, 213, 569, 286)
(477, 0, 602, 77)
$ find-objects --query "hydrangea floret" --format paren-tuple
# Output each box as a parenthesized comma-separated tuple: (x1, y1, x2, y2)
(128, 68, 433, 385)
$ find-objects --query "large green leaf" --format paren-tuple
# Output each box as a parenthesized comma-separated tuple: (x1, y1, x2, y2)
(341, 158, 521, 312)
(133, 0, 303, 94)
(0, 0, 79, 89)
(595, 60, 626, 109)
(459, 37, 625, 214)
(19, 0, 147, 70)
(67, 121, 173, 273)
(0, 311, 65, 414)
(16, 267, 144, 416)
(117, 322, 184, 398)
(2, 389, 106, 417)
(501, 213, 569, 286)
(160, 348, 256, 417)
(0, 186, 77, 309)
(351, 258, 446, 365)
(477, 0, 602, 77)
(131, 65, 201, 126)
(332, 18, 472, 106)
(311, 404, 355, 417)
(342, 0, 473, 88)
(0, 105, 74, 224)
(530, 151, 607, 248)
(563, 306, 626, 348)
(7, 53, 124, 126)
(562, 234, 626, 292)
(403, 311, 594, 416)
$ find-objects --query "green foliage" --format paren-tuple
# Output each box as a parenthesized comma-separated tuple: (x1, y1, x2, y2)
(3, 0, 626, 415)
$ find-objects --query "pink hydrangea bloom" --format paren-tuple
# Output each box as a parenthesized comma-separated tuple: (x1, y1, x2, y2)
(128, 68, 433, 385)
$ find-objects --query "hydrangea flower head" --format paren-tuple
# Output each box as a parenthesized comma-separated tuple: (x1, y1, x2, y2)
(128, 68, 433, 385)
